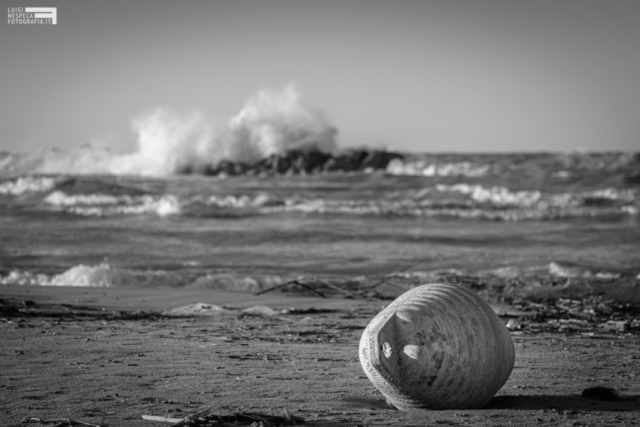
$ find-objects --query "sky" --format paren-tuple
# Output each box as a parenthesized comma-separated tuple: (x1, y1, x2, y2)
(1, 0, 639, 154)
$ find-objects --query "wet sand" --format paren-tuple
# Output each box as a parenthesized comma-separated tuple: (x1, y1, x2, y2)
(1, 285, 639, 426)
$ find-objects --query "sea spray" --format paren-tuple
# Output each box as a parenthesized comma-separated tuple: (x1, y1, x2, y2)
(114, 108, 215, 175)
(224, 83, 337, 164)
(0, 84, 338, 177)
(111, 83, 337, 175)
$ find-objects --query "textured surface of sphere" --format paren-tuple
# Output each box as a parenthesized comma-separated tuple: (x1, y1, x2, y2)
(359, 283, 515, 410)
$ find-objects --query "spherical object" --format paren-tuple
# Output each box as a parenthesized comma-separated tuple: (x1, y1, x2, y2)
(359, 283, 515, 410)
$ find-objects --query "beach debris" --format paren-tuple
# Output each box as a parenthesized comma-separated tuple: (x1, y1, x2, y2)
(240, 305, 280, 317)
(164, 303, 233, 316)
(600, 320, 628, 332)
(2, 289, 637, 338)
(144, 406, 213, 426)
(252, 267, 640, 305)
(359, 283, 515, 410)
(164, 303, 336, 318)
(503, 296, 640, 335)
(255, 279, 327, 298)
(20, 417, 104, 426)
(506, 319, 522, 330)
(141, 415, 183, 423)
(165, 303, 280, 317)
(255, 276, 403, 300)
(142, 408, 304, 426)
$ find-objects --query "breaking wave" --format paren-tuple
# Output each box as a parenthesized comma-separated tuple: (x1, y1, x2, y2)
(44, 191, 180, 216)
(0, 263, 288, 292)
(0, 176, 60, 195)
(0, 84, 338, 177)
(386, 159, 491, 177)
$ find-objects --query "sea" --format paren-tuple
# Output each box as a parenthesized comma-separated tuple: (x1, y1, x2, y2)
(1, 149, 639, 303)
(0, 86, 638, 300)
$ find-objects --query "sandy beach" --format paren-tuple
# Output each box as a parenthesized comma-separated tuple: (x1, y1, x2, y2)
(2, 285, 639, 427)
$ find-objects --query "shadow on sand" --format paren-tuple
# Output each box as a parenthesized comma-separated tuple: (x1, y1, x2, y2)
(342, 395, 640, 412)
(487, 394, 640, 411)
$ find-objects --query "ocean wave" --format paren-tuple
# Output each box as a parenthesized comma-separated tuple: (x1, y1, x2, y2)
(42, 191, 273, 216)
(435, 184, 542, 207)
(0, 264, 288, 291)
(204, 193, 274, 208)
(0, 176, 60, 195)
(258, 185, 638, 220)
(434, 185, 637, 210)
(386, 159, 491, 177)
(44, 191, 180, 216)
(34, 183, 637, 220)
(263, 200, 636, 220)
(6, 170, 636, 221)
(0, 263, 187, 287)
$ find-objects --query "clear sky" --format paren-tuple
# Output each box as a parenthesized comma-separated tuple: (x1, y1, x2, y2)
(1, 0, 639, 153)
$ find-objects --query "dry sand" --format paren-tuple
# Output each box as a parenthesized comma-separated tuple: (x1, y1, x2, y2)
(1, 285, 639, 426)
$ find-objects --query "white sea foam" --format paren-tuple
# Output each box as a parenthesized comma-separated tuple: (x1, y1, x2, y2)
(44, 191, 180, 216)
(0, 270, 51, 286)
(548, 262, 622, 280)
(45, 191, 121, 206)
(0, 266, 288, 290)
(205, 193, 273, 208)
(259, 184, 638, 220)
(224, 84, 337, 163)
(51, 263, 117, 287)
(436, 184, 542, 207)
(0, 263, 186, 287)
(386, 159, 491, 177)
(112, 109, 215, 175)
(0, 176, 59, 195)
(584, 188, 635, 201)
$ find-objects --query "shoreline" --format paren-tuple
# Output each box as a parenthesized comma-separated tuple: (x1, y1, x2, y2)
(0, 285, 369, 313)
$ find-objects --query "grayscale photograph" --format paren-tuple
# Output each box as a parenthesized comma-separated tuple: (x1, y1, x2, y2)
(1, 1, 639, 426)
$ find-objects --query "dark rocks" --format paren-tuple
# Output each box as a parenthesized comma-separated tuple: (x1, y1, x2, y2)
(201, 149, 404, 177)
(360, 150, 404, 169)
(624, 172, 640, 185)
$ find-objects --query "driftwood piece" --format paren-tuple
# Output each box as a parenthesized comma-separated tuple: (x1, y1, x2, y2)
(22, 418, 104, 427)
(168, 407, 213, 427)
(255, 280, 326, 298)
(142, 408, 304, 426)
(141, 415, 183, 423)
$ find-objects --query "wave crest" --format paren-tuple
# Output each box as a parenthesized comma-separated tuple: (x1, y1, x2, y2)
(0, 176, 59, 195)
(386, 159, 491, 177)
(44, 191, 180, 216)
